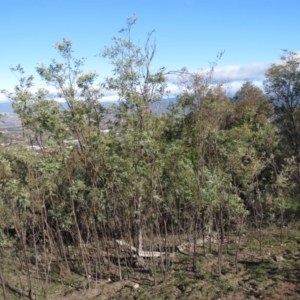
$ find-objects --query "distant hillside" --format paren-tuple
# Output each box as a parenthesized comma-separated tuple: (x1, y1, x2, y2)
(0, 101, 14, 114)
(0, 97, 177, 115)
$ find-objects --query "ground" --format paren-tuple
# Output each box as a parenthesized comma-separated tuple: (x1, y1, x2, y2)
(1, 226, 300, 299)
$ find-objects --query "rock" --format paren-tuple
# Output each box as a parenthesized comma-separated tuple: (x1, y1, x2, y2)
(132, 283, 139, 289)
(274, 255, 285, 262)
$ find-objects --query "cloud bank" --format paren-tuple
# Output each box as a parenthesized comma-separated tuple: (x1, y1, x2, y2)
(167, 62, 270, 96)
(0, 94, 8, 103)
(212, 63, 269, 82)
(0, 62, 271, 104)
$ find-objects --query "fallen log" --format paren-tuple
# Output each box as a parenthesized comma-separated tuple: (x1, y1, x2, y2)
(116, 240, 167, 257)
(116, 240, 137, 252)
(116, 235, 227, 258)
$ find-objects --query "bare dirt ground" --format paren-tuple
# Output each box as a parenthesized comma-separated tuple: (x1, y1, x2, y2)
(1, 226, 300, 299)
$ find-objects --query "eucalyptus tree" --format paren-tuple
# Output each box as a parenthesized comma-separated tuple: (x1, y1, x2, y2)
(264, 51, 300, 216)
(1, 38, 112, 287)
(101, 15, 171, 255)
(233, 81, 273, 128)
(34, 38, 116, 284)
(171, 65, 238, 273)
(171, 67, 285, 272)
(36, 38, 105, 146)
(226, 82, 297, 255)
(264, 50, 300, 156)
(2, 16, 182, 286)
(0, 146, 36, 298)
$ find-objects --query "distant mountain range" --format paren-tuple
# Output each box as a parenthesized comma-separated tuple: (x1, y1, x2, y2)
(0, 98, 177, 115)
(0, 101, 14, 114)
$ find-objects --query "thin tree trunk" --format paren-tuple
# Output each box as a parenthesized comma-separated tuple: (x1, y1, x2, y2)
(71, 200, 90, 288)
(163, 220, 169, 283)
(235, 224, 242, 274)
(137, 196, 143, 254)
(192, 214, 198, 272)
(219, 206, 225, 277)
(0, 267, 8, 300)
(150, 223, 157, 286)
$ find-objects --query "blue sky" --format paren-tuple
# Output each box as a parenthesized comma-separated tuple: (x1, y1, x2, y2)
(1, 0, 300, 105)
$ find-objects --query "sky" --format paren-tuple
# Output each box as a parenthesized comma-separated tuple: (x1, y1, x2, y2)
(1, 0, 300, 109)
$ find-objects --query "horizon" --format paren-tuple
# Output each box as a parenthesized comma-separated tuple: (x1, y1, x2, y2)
(0, 97, 179, 114)
(1, 0, 300, 104)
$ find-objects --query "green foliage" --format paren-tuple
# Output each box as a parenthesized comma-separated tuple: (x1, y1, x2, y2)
(101, 15, 167, 110)
(233, 81, 273, 127)
(264, 50, 300, 156)
(1, 16, 300, 298)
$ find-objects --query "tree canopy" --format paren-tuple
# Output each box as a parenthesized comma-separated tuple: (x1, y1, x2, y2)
(0, 16, 300, 299)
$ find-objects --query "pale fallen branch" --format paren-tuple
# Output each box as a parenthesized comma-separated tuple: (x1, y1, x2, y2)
(138, 250, 166, 258)
(116, 240, 137, 252)
(116, 235, 227, 258)
(116, 240, 167, 257)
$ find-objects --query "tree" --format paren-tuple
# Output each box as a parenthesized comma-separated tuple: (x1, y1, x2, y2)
(101, 15, 168, 130)
(101, 16, 173, 279)
(264, 50, 300, 156)
(233, 81, 272, 127)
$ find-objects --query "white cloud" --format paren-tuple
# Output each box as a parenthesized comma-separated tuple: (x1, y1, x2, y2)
(0, 62, 271, 104)
(212, 63, 269, 82)
(224, 80, 264, 95)
(168, 63, 269, 84)
(53, 97, 67, 103)
(166, 62, 270, 96)
(209, 63, 268, 95)
(0, 93, 9, 103)
(102, 94, 119, 102)
(166, 82, 181, 97)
